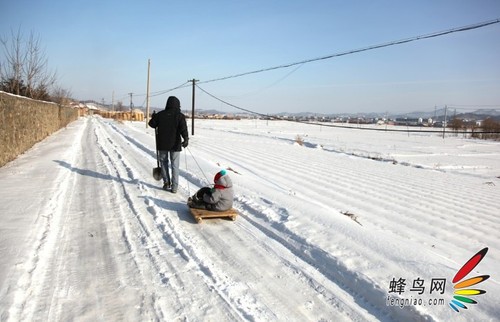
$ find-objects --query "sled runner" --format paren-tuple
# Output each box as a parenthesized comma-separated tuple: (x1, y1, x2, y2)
(189, 207, 238, 223)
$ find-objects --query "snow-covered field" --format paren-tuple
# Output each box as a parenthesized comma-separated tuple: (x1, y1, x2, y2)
(0, 116, 499, 321)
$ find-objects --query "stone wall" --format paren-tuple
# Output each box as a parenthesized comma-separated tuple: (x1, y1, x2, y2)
(0, 91, 79, 167)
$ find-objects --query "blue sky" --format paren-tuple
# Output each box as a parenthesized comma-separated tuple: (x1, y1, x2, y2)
(1, 0, 500, 114)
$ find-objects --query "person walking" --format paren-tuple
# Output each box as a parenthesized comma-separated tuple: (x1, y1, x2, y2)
(148, 96, 189, 193)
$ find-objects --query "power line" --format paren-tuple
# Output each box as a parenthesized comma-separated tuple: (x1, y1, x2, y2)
(130, 81, 191, 99)
(217, 63, 306, 99)
(196, 84, 271, 118)
(198, 19, 500, 84)
(149, 81, 191, 98)
(135, 19, 499, 100)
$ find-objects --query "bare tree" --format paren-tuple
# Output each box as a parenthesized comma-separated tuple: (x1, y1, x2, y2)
(51, 86, 73, 105)
(450, 117, 464, 136)
(1, 28, 57, 100)
(0, 27, 25, 95)
(115, 101, 124, 111)
(481, 118, 500, 140)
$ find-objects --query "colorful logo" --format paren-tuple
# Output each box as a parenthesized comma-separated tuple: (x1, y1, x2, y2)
(449, 247, 490, 312)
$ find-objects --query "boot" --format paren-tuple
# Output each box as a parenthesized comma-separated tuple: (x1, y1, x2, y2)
(188, 194, 203, 208)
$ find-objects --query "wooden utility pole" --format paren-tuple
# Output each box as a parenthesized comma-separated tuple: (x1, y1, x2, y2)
(443, 105, 448, 139)
(128, 92, 133, 112)
(145, 59, 151, 128)
(189, 79, 198, 136)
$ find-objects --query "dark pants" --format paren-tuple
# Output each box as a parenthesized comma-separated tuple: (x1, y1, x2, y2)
(195, 187, 212, 200)
(159, 150, 180, 191)
(191, 187, 213, 210)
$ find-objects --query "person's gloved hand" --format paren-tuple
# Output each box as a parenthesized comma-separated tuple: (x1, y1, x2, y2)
(182, 138, 189, 148)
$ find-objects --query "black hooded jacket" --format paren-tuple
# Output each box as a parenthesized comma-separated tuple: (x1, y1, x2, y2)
(148, 96, 188, 151)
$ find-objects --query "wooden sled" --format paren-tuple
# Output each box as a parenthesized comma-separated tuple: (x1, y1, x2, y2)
(189, 207, 238, 223)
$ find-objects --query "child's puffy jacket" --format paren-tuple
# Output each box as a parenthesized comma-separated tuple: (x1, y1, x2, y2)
(203, 171, 234, 211)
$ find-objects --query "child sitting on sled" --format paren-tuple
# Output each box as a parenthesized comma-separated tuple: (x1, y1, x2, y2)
(188, 169, 234, 211)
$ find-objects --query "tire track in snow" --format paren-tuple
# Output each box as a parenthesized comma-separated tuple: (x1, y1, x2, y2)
(92, 119, 195, 319)
(233, 197, 430, 322)
(106, 122, 310, 318)
(145, 199, 270, 321)
(105, 118, 309, 320)
(102, 119, 372, 319)
(94, 118, 255, 320)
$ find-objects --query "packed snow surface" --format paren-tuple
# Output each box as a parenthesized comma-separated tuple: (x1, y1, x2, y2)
(1, 116, 499, 321)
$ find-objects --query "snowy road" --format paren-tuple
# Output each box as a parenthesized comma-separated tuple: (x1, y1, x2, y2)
(1, 116, 499, 321)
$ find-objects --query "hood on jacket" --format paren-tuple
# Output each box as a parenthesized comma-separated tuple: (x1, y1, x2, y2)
(165, 96, 180, 110)
(214, 169, 232, 188)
